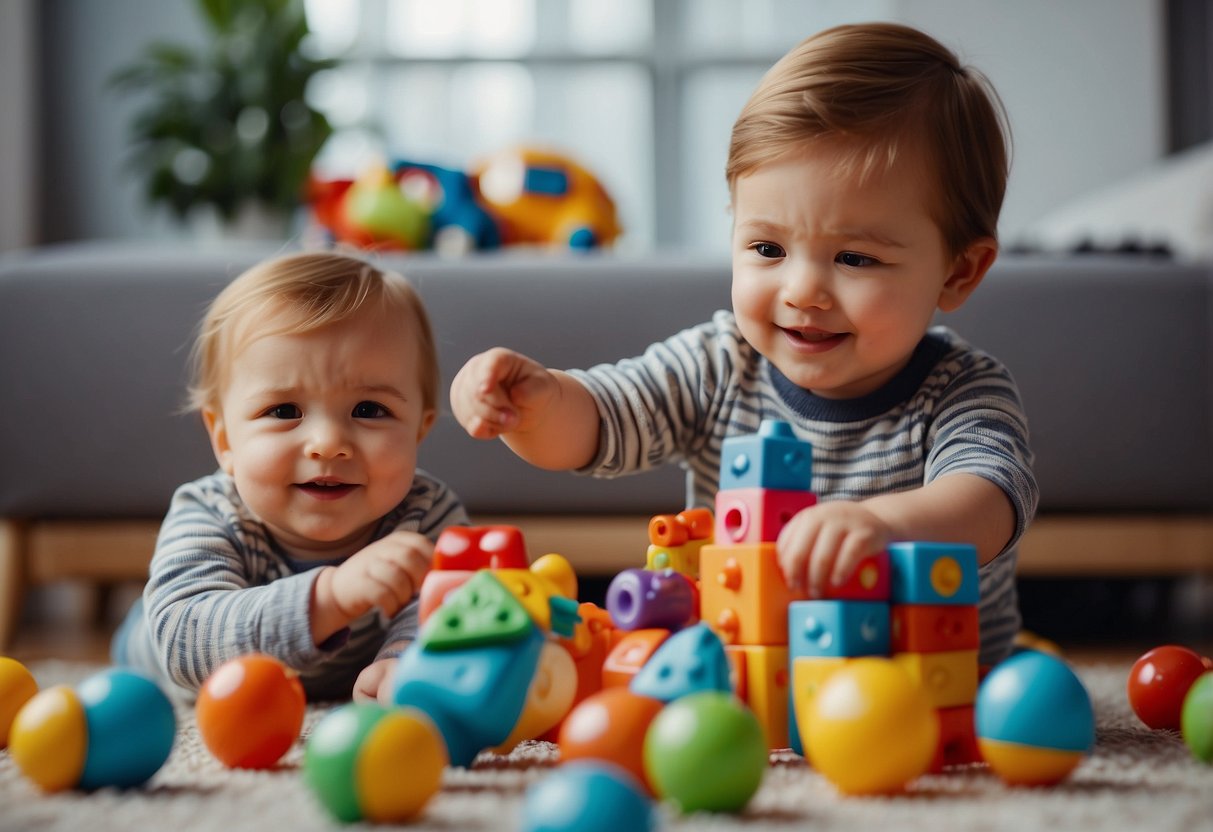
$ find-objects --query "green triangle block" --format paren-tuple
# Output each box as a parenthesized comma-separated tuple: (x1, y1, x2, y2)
(420, 570, 534, 651)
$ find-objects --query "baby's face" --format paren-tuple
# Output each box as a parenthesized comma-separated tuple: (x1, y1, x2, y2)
(730, 141, 959, 399)
(205, 308, 434, 559)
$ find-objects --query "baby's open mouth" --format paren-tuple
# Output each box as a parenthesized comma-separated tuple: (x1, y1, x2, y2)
(297, 480, 357, 499)
(780, 326, 848, 349)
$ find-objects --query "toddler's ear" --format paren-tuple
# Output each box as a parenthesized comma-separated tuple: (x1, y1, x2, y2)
(938, 237, 998, 312)
(203, 408, 235, 475)
(417, 409, 437, 443)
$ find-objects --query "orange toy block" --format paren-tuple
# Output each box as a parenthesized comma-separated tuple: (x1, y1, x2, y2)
(418, 570, 474, 626)
(648, 509, 714, 546)
(893, 649, 979, 708)
(601, 629, 670, 688)
(540, 603, 615, 743)
(714, 488, 816, 545)
(890, 604, 980, 654)
(930, 705, 981, 772)
(729, 644, 791, 749)
(790, 656, 849, 755)
(700, 543, 806, 645)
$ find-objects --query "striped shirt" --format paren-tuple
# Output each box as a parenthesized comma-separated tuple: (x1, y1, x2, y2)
(569, 310, 1037, 664)
(117, 469, 467, 701)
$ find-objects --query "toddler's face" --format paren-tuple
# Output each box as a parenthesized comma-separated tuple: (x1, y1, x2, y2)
(204, 308, 435, 559)
(730, 141, 981, 399)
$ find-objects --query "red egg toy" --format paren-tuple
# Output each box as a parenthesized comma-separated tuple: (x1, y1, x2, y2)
(196, 654, 306, 768)
(1127, 645, 1207, 730)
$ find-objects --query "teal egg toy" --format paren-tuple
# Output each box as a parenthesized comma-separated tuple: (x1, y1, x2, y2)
(975, 651, 1094, 785)
(10, 668, 176, 792)
(521, 761, 653, 832)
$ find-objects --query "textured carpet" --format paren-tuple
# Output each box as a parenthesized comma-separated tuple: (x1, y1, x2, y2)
(1, 661, 1210, 832)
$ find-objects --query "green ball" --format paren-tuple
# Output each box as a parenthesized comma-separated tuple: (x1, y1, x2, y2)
(304, 703, 386, 822)
(1181, 672, 1213, 763)
(642, 691, 767, 813)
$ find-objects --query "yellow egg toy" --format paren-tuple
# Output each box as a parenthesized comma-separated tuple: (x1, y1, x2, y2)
(0, 656, 38, 748)
(801, 657, 938, 795)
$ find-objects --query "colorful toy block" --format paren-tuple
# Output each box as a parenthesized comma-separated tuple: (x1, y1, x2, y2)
(788, 600, 890, 659)
(727, 644, 790, 749)
(714, 487, 817, 545)
(890, 604, 980, 654)
(930, 705, 981, 772)
(418, 569, 474, 626)
(886, 541, 979, 605)
(419, 570, 535, 651)
(648, 508, 714, 547)
(392, 626, 545, 767)
(718, 420, 813, 492)
(606, 568, 697, 631)
(630, 623, 731, 703)
(492, 641, 578, 753)
(820, 551, 891, 602)
(700, 543, 807, 645)
(494, 566, 581, 637)
(893, 650, 979, 708)
(602, 629, 670, 688)
(432, 525, 529, 571)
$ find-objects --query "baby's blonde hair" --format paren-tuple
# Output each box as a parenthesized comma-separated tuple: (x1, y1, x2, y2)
(726, 22, 1011, 258)
(188, 251, 438, 413)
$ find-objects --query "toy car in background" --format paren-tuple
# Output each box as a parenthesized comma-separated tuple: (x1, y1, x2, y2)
(306, 146, 621, 253)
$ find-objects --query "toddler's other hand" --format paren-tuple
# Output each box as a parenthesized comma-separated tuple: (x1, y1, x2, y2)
(776, 501, 892, 597)
(353, 656, 399, 704)
(450, 348, 560, 439)
(325, 529, 432, 622)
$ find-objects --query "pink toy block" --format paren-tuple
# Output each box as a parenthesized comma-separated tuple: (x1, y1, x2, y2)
(714, 488, 817, 545)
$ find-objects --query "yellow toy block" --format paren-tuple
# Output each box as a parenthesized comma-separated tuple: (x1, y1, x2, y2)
(893, 649, 978, 708)
(729, 645, 790, 749)
(645, 540, 708, 580)
(700, 543, 806, 645)
(494, 554, 579, 636)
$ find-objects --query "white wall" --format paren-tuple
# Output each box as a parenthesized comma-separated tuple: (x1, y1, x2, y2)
(0, 0, 36, 252)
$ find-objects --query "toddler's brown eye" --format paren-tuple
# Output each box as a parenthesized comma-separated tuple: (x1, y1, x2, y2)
(354, 401, 388, 418)
(755, 243, 785, 258)
(270, 404, 301, 419)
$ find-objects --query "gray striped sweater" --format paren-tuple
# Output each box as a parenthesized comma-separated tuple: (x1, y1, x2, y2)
(115, 469, 467, 701)
(570, 310, 1037, 665)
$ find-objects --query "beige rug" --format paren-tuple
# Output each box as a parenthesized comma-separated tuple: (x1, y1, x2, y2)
(1, 661, 1209, 832)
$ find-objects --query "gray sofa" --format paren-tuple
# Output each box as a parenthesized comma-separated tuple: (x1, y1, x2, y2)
(2, 242, 1211, 646)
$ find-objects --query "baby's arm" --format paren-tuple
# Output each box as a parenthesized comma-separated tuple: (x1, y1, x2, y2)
(310, 529, 433, 645)
(778, 474, 1014, 597)
(450, 347, 600, 470)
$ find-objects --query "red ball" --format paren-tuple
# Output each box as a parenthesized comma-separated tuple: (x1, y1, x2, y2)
(196, 654, 306, 768)
(1127, 645, 1207, 730)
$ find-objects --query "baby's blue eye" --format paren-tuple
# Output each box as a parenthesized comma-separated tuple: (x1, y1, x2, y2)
(837, 251, 877, 267)
(268, 404, 301, 419)
(353, 401, 389, 418)
(754, 242, 785, 259)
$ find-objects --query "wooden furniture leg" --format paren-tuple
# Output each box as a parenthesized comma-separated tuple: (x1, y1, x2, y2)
(0, 519, 28, 650)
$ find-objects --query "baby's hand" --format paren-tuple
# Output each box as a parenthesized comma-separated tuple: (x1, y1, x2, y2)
(776, 501, 892, 597)
(450, 348, 560, 439)
(322, 530, 432, 624)
(353, 656, 399, 704)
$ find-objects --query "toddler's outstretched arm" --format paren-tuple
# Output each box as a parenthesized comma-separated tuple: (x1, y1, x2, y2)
(450, 347, 600, 470)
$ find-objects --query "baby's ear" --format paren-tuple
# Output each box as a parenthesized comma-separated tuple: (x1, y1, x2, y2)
(203, 408, 235, 475)
(417, 409, 437, 442)
(938, 237, 998, 312)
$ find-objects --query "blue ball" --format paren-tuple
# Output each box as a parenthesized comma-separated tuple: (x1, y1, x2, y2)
(976, 650, 1094, 753)
(77, 668, 176, 789)
(520, 762, 653, 832)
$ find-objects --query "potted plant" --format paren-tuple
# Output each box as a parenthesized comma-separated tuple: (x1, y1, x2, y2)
(111, 0, 333, 235)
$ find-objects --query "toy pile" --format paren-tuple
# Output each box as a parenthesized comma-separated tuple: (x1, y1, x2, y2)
(2, 419, 1212, 829)
(307, 146, 621, 255)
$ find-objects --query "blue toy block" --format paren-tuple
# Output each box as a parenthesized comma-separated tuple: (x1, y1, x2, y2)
(629, 623, 732, 702)
(391, 626, 544, 766)
(788, 600, 890, 659)
(887, 541, 980, 605)
(718, 419, 813, 492)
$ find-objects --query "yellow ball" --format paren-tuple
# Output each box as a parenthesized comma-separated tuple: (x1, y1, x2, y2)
(0, 656, 38, 748)
(803, 657, 938, 795)
(9, 686, 88, 793)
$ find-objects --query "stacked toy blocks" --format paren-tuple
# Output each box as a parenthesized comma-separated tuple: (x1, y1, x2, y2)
(888, 541, 982, 770)
(700, 419, 816, 749)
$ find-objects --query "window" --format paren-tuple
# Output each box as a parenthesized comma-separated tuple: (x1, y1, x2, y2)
(302, 0, 892, 252)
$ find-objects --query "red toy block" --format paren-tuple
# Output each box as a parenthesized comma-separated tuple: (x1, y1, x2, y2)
(648, 508, 714, 546)
(930, 705, 981, 772)
(432, 525, 529, 571)
(700, 543, 807, 646)
(820, 550, 890, 601)
(890, 604, 980, 653)
(601, 629, 670, 688)
(714, 488, 817, 545)
(418, 569, 474, 625)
